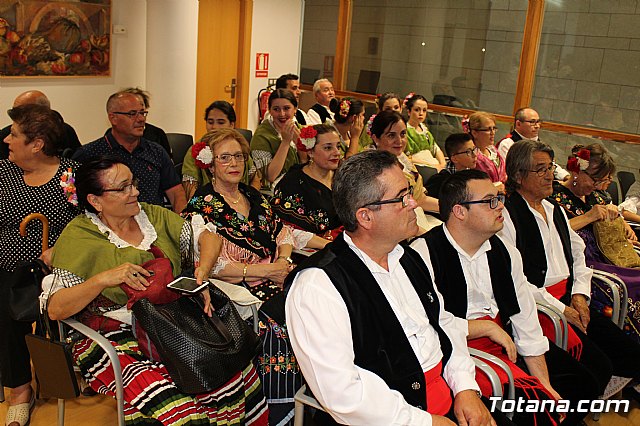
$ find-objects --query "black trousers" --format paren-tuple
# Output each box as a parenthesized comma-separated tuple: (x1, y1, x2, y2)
(0, 280, 33, 388)
(580, 309, 640, 380)
(544, 342, 602, 426)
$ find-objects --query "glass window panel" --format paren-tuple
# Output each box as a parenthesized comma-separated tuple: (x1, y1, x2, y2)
(532, 1, 640, 134)
(300, 0, 339, 85)
(345, 0, 527, 115)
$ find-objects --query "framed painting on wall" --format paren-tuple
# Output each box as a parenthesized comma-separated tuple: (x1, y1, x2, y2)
(0, 0, 111, 77)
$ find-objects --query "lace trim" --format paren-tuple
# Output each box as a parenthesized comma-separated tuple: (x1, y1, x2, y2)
(85, 205, 157, 250)
(252, 150, 273, 170)
(182, 175, 198, 183)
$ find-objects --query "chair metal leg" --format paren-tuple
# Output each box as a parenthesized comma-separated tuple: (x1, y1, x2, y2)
(58, 398, 65, 425)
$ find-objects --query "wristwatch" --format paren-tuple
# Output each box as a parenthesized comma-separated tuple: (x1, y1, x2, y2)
(278, 255, 293, 265)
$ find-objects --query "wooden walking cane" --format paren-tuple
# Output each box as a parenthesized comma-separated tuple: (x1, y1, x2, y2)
(20, 213, 50, 253)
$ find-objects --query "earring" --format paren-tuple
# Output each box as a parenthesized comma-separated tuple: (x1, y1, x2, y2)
(572, 175, 578, 187)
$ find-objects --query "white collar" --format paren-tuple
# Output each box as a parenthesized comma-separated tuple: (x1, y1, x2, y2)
(85, 204, 157, 250)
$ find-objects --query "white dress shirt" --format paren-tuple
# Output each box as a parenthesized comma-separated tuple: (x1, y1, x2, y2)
(497, 133, 569, 180)
(411, 226, 549, 357)
(286, 233, 479, 426)
(306, 104, 334, 125)
(499, 199, 593, 313)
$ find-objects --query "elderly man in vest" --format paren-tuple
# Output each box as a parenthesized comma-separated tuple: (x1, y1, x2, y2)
(411, 169, 602, 425)
(306, 78, 335, 125)
(286, 150, 500, 426)
(500, 140, 640, 400)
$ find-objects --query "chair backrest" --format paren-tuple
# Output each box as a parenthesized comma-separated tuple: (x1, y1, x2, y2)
(415, 164, 438, 185)
(607, 181, 619, 205)
(167, 133, 194, 175)
(617, 171, 636, 199)
(236, 128, 253, 144)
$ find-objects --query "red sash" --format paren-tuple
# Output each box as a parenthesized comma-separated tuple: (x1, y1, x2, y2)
(537, 279, 583, 360)
(469, 316, 559, 425)
(424, 361, 452, 416)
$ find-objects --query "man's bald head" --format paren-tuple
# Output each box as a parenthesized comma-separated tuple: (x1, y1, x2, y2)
(13, 91, 51, 108)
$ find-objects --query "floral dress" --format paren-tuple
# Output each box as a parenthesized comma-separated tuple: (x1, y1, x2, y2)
(550, 182, 640, 342)
(183, 183, 301, 426)
(272, 164, 342, 240)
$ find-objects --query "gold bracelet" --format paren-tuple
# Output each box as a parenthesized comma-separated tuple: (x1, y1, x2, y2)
(242, 263, 248, 281)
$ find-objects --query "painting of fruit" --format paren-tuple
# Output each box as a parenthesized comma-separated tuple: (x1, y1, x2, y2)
(0, 0, 110, 77)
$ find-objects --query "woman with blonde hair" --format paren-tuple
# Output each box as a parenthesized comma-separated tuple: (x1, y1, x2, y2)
(183, 127, 301, 424)
(468, 111, 506, 188)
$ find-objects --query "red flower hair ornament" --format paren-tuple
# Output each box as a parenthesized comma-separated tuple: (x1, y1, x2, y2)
(192, 142, 214, 169)
(296, 126, 318, 152)
(566, 149, 590, 174)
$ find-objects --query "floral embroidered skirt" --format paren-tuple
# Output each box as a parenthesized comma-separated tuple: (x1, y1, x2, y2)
(73, 326, 269, 425)
(249, 281, 303, 426)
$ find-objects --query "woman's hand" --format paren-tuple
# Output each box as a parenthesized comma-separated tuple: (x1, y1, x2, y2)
(194, 265, 213, 316)
(281, 120, 300, 143)
(267, 261, 293, 286)
(623, 219, 638, 241)
(584, 204, 618, 222)
(93, 262, 151, 291)
(350, 114, 365, 139)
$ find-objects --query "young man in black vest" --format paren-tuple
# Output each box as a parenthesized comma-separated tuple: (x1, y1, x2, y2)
(500, 140, 640, 397)
(286, 151, 496, 426)
(411, 169, 602, 425)
(306, 78, 335, 125)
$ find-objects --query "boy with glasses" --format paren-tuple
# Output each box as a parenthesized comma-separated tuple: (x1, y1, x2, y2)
(426, 133, 478, 198)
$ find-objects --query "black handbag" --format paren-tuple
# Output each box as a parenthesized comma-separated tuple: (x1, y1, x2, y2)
(132, 284, 260, 394)
(9, 213, 51, 322)
(8, 259, 51, 322)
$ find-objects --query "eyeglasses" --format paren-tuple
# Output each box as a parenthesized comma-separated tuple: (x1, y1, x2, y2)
(474, 127, 498, 133)
(528, 163, 557, 177)
(362, 185, 414, 208)
(459, 194, 505, 209)
(521, 119, 543, 125)
(102, 178, 139, 195)
(452, 147, 480, 157)
(215, 153, 247, 165)
(586, 173, 612, 186)
(112, 110, 149, 119)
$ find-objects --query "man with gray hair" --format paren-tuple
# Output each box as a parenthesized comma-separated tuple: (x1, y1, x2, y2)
(286, 150, 497, 426)
(73, 90, 186, 212)
(306, 78, 335, 125)
(0, 90, 81, 158)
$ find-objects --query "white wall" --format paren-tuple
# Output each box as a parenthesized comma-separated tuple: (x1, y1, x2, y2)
(146, 0, 198, 136)
(247, 0, 303, 131)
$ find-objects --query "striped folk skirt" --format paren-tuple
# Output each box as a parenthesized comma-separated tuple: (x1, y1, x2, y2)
(73, 326, 269, 425)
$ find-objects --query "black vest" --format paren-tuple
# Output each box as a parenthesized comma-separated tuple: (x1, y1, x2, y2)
(310, 103, 332, 123)
(295, 109, 307, 125)
(421, 226, 521, 325)
(504, 192, 574, 305)
(285, 233, 453, 411)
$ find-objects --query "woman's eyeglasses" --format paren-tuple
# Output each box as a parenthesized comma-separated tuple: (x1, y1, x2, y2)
(474, 127, 498, 133)
(459, 194, 505, 209)
(103, 178, 139, 195)
(215, 153, 247, 165)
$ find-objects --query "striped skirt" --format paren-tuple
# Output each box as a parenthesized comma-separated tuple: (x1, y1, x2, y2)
(73, 326, 269, 425)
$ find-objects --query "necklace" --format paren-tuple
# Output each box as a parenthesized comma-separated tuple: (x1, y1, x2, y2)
(216, 186, 242, 205)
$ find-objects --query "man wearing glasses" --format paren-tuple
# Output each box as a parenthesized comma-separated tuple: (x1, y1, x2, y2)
(500, 140, 640, 405)
(425, 133, 479, 199)
(411, 169, 602, 425)
(286, 151, 499, 426)
(73, 91, 186, 213)
(497, 107, 569, 181)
